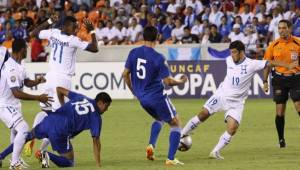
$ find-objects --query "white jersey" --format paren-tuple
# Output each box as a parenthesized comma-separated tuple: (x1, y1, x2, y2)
(216, 57, 267, 102)
(0, 57, 28, 108)
(39, 29, 89, 76)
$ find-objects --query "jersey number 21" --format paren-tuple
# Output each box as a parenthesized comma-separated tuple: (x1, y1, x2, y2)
(137, 58, 147, 79)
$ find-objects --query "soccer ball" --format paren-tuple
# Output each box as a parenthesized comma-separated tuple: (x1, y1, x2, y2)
(178, 135, 192, 152)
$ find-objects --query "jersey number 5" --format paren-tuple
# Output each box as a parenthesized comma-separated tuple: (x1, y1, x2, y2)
(136, 58, 147, 79)
(71, 98, 95, 115)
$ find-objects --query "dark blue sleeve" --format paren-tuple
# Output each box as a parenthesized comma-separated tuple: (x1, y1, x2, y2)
(90, 114, 102, 137)
(68, 91, 85, 101)
(125, 49, 134, 70)
(159, 56, 170, 79)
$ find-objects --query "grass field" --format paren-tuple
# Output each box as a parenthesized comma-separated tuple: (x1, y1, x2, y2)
(1, 99, 300, 170)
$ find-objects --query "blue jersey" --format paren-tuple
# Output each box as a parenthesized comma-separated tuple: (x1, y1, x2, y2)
(45, 91, 102, 138)
(125, 46, 170, 100)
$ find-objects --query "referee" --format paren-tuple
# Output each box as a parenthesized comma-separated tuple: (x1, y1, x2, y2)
(264, 19, 300, 148)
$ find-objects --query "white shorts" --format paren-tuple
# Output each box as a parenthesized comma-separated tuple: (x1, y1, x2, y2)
(40, 72, 72, 111)
(203, 93, 244, 124)
(0, 106, 24, 129)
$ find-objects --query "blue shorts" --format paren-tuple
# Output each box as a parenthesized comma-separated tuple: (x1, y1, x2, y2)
(140, 96, 177, 122)
(34, 116, 73, 154)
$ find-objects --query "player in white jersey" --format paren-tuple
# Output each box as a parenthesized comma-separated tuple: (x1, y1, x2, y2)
(180, 40, 298, 160)
(31, 15, 98, 111)
(24, 15, 98, 157)
(0, 39, 52, 170)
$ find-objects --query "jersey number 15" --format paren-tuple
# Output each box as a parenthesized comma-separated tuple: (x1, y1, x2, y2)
(137, 58, 147, 79)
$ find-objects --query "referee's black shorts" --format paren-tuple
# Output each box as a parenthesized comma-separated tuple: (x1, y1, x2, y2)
(271, 72, 300, 104)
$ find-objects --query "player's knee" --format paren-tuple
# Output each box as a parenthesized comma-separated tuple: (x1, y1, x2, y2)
(15, 120, 29, 134)
(198, 108, 210, 122)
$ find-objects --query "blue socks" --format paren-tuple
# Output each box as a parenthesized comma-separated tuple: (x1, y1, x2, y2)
(168, 127, 181, 160)
(0, 143, 13, 160)
(149, 121, 163, 147)
(47, 152, 74, 167)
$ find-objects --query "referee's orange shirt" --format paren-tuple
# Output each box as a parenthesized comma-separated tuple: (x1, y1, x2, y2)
(264, 36, 300, 74)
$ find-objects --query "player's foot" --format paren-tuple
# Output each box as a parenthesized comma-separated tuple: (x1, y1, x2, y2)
(209, 151, 224, 160)
(10, 162, 23, 170)
(23, 140, 35, 157)
(146, 144, 155, 161)
(279, 139, 286, 148)
(19, 158, 29, 169)
(165, 158, 184, 166)
(35, 150, 42, 162)
(0, 159, 2, 168)
(41, 151, 50, 168)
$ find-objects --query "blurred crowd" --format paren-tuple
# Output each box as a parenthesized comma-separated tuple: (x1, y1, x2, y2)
(0, 0, 299, 61)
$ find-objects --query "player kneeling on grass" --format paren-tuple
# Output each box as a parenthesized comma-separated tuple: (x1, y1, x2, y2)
(123, 26, 188, 165)
(181, 40, 299, 160)
(0, 87, 111, 168)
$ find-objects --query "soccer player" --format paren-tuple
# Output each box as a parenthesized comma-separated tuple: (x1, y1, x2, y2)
(263, 19, 300, 148)
(25, 15, 99, 156)
(180, 40, 298, 160)
(122, 26, 188, 165)
(0, 39, 52, 170)
(0, 87, 111, 168)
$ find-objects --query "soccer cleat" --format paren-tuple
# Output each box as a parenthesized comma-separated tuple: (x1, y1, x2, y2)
(0, 159, 2, 168)
(10, 162, 23, 170)
(35, 150, 42, 162)
(209, 151, 224, 160)
(165, 158, 184, 166)
(19, 158, 29, 169)
(146, 144, 155, 161)
(41, 151, 50, 168)
(23, 140, 35, 157)
(279, 139, 286, 148)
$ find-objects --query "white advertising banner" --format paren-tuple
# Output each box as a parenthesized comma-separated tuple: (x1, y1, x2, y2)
(23, 62, 134, 99)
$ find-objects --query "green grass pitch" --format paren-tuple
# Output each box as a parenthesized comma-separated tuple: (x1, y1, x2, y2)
(1, 99, 300, 170)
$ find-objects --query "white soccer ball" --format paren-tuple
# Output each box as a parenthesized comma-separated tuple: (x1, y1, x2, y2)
(178, 135, 192, 152)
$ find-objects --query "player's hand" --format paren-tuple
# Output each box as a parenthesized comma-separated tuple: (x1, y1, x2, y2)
(83, 18, 94, 32)
(263, 82, 269, 93)
(36, 76, 46, 84)
(288, 61, 299, 70)
(38, 94, 54, 106)
(179, 74, 188, 84)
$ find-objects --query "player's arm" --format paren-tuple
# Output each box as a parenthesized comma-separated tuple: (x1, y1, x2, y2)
(11, 87, 52, 105)
(163, 75, 188, 86)
(30, 14, 59, 38)
(92, 137, 101, 167)
(83, 19, 99, 53)
(122, 68, 133, 93)
(24, 76, 46, 87)
(56, 86, 70, 105)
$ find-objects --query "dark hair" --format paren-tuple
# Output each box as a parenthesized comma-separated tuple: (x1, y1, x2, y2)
(143, 26, 158, 42)
(229, 40, 245, 52)
(63, 16, 77, 26)
(95, 92, 112, 104)
(279, 19, 292, 28)
(210, 24, 217, 29)
(183, 26, 190, 30)
(12, 39, 26, 53)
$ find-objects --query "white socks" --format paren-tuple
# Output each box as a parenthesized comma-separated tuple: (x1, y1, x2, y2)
(181, 116, 201, 136)
(40, 138, 50, 152)
(11, 120, 29, 165)
(212, 131, 232, 153)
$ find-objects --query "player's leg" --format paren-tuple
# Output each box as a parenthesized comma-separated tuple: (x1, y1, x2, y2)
(272, 75, 289, 148)
(210, 116, 239, 160)
(37, 136, 74, 168)
(182, 95, 221, 136)
(290, 76, 300, 121)
(24, 111, 48, 157)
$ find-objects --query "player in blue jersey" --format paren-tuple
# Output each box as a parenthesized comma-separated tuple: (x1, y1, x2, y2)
(0, 87, 111, 168)
(122, 26, 188, 166)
